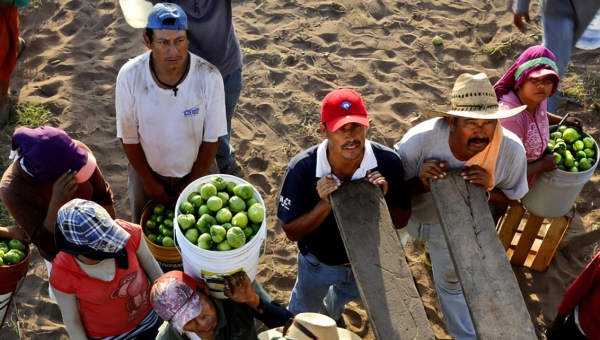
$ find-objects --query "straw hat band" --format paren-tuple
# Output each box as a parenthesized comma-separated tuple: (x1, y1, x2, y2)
(450, 105, 499, 112)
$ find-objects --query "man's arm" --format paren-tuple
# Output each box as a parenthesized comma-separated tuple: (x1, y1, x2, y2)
(175, 139, 220, 194)
(513, 0, 532, 31)
(121, 142, 170, 201)
(0, 224, 30, 243)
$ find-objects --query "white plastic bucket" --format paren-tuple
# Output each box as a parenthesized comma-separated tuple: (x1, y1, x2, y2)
(119, 0, 154, 28)
(576, 11, 600, 50)
(521, 126, 598, 218)
(173, 174, 267, 299)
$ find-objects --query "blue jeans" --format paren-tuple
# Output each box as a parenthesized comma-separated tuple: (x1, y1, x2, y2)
(405, 220, 476, 340)
(216, 67, 243, 173)
(289, 252, 361, 321)
(542, 2, 600, 113)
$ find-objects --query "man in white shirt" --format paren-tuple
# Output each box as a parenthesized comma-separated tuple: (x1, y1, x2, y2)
(116, 3, 227, 222)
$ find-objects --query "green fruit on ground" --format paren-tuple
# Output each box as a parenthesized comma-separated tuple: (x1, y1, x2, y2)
(210, 225, 227, 243)
(553, 142, 567, 155)
(554, 153, 562, 165)
(147, 234, 157, 244)
(0, 242, 7, 253)
(177, 214, 196, 230)
(197, 214, 217, 234)
(222, 223, 233, 230)
(198, 205, 211, 216)
(217, 192, 230, 206)
(569, 166, 579, 173)
(229, 196, 246, 213)
(564, 155, 575, 168)
(226, 182, 236, 195)
(207, 196, 223, 212)
(164, 219, 173, 228)
(185, 228, 200, 244)
(190, 195, 205, 208)
(579, 158, 593, 171)
(162, 236, 175, 247)
(227, 227, 246, 248)
(150, 214, 159, 221)
(558, 125, 568, 133)
(248, 203, 265, 224)
(245, 197, 259, 208)
(216, 208, 233, 224)
(557, 165, 566, 171)
(250, 223, 261, 234)
(211, 176, 228, 191)
(200, 183, 218, 200)
(8, 239, 25, 251)
(3, 252, 20, 265)
(153, 204, 166, 216)
(157, 235, 165, 244)
(180, 201, 195, 214)
(573, 140, 585, 152)
(562, 128, 580, 143)
(432, 35, 443, 45)
(585, 148, 595, 158)
(232, 212, 249, 228)
(166, 210, 175, 219)
(146, 220, 158, 229)
(583, 137, 595, 149)
(575, 151, 587, 160)
(243, 227, 253, 238)
(157, 216, 165, 224)
(217, 242, 232, 251)
(233, 184, 254, 200)
(198, 233, 214, 250)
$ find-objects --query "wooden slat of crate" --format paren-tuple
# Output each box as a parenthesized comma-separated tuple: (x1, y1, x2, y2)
(498, 202, 526, 250)
(530, 216, 571, 272)
(511, 214, 545, 266)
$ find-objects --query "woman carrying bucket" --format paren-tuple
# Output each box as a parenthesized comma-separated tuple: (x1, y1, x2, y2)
(493, 45, 582, 188)
(50, 199, 163, 339)
(150, 270, 293, 340)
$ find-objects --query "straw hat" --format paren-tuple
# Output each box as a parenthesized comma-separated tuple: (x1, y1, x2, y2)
(426, 73, 526, 119)
(258, 313, 361, 340)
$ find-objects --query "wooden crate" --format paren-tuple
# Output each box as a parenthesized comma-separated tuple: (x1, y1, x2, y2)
(497, 202, 573, 272)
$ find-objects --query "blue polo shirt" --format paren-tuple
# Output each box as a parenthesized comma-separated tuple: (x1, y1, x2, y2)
(277, 140, 411, 266)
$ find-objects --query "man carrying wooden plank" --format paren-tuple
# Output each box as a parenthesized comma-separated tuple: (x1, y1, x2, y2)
(277, 88, 412, 327)
(394, 73, 529, 340)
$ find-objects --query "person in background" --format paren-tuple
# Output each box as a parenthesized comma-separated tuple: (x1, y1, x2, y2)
(151, 270, 293, 340)
(50, 199, 163, 340)
(0, 0, 26, 126)
(513, 0, 600, 113)
(546, 250, 600, 339)
(147, 0, 244, 176)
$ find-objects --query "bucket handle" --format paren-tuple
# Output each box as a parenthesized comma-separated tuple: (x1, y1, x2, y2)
(259, 236, 267, 259)
(173, 229, 184, 258)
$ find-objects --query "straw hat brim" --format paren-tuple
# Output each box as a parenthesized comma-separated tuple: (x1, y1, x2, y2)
(424, 104, 526, 120)
(258, 328, 362, 340)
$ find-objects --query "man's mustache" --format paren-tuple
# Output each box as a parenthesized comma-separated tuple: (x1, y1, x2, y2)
(341, 140, 361, 149)
(468, 138, 489, 145)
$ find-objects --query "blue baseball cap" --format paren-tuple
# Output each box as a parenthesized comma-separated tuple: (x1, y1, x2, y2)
(147, 3, 188, 30)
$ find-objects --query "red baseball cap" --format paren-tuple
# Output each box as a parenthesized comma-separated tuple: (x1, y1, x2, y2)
(321, 88, 369, 132)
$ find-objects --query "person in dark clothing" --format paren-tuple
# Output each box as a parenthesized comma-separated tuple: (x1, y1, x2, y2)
(152, 270, 292, 340)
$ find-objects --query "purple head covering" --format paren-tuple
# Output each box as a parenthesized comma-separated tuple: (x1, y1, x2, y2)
(10, 126, 88, 183)
(493, 45, 560, 99)
(151, 271, 203, 334)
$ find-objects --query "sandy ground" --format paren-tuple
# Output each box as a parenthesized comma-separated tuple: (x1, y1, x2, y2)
(1, 0, 600, 338)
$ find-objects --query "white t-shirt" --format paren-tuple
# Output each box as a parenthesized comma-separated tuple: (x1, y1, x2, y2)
(394, 117, 529, 224)
(116, 52, 227, 178)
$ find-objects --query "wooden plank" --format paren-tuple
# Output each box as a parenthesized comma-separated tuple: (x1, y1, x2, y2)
(498, 202, 526, 250)
(330, 179, 435, 340)
(511, 214, 545, 266)
(429, 171, 537, 340)
(530, 216, 571, 272)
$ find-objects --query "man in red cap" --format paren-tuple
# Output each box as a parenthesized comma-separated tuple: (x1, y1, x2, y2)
(277, 88, 411, 326)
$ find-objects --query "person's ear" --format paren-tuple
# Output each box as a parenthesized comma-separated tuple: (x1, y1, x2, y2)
(196, 279, 211, 296)
(319, 122, 327, 138)
(446, 117, 456, 132)
(143, 33, 152, 49)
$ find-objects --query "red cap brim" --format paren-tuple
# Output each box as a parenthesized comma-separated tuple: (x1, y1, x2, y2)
(325, 115, 369, 132)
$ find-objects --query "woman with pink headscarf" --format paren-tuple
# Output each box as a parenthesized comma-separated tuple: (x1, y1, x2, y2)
(494, 45, 582, 187)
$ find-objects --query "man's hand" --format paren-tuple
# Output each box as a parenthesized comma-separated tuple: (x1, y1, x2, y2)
(0, 224, 31, 244)
(367, 170, 388, 196)
(461, 165, 490, 189)
(514, 12, 531, 31)
(316, 174, 340, 204)
(418, 159, 448, 187)
(539, 153, 558, 173)
(223, 271, 260, 308)
(565, 117, 584, 128)
(143, 177, 172, 202)
(51, 170, 78, 207)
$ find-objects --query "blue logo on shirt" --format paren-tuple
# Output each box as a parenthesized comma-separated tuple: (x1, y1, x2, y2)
(340, 101, 352, 110)
(183, 108, 200, 117)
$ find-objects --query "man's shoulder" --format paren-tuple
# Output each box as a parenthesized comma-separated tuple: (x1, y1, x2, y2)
(397, 118, 446, 146)
(500, 127, 526, 153)
(118, 52, 149, 77)
(189, 53, 223, 78)
(287, 145, 319, 172)
(371, 141, 400, 159)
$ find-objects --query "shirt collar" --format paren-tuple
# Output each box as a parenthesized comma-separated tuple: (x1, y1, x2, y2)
(315, 139, 378, 180)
